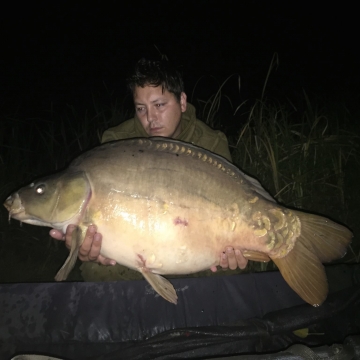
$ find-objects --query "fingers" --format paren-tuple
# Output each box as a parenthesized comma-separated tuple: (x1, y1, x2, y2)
(227, 247, 239, 270)
(63, 224, 76, 249)
(97, 255, 117, 266)
(55, 224, 116, 265)
(219, 247, 248, 270)
(234, 249, 248, 269)
(82, 232, 116, 265)
(78, 225, 100, 261)
(220, 251, 229, 269)
(49, 229, 65, 241)
(75, 225, 116, 265)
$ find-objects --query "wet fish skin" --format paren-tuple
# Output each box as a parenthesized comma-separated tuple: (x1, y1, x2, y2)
(4, 137, 352, 306)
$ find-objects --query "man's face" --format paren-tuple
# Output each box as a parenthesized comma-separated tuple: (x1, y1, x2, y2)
(133, 85, 187, 138)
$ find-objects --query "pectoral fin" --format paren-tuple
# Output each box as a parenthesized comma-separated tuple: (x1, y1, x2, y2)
(242, 250, 271, 262)
(55, 226, 82, 281)
(140, 269, 178, 305)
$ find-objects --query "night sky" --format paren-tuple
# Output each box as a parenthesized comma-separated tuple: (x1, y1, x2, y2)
(2, 1, 359, 117)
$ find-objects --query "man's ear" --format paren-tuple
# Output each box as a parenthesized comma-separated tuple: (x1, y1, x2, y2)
(180, 92, 187, 112)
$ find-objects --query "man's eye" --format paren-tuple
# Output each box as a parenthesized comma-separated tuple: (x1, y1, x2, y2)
(156, 103, 164, 107)
(136, 107, 145, 112)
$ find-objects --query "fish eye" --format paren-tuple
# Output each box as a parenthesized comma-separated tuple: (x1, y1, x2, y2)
(35, 184, 46, 194)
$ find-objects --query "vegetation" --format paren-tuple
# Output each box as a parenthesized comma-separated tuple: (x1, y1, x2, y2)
(1, 74, 359, 282)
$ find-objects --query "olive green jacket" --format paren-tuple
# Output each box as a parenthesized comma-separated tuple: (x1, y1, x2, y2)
(101, 103, 232, 162)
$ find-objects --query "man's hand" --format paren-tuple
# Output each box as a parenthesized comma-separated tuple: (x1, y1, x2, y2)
(210, 247, 248, 272)
(49, 225, 116, 266)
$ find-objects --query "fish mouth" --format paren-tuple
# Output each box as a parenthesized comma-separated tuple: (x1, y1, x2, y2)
(4, 193, 26, 221)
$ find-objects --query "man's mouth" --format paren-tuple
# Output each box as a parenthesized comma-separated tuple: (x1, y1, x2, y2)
(149, 126, 163, 133)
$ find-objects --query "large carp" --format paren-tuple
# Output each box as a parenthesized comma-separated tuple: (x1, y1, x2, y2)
(4, 138, 352, 306)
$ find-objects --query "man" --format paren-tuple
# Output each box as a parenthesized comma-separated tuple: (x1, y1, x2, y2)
(50, 59, 248, 280)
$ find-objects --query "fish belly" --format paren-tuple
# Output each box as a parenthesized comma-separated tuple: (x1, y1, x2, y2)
(90, 195, 253, 275)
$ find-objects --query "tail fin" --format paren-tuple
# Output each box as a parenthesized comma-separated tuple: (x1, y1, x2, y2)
(294, 211, 352, 262)
(272, 211, 352, 306)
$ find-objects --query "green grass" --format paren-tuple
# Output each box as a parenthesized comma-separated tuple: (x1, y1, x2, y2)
(232, 93, 359, 212)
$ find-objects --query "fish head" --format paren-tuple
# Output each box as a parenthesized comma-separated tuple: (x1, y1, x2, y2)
(4, 171, 91, 230)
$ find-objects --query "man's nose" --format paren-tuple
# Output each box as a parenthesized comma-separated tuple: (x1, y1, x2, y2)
(146, 107, 157, 123)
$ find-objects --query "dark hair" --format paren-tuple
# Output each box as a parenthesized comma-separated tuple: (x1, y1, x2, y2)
(127, 59, 184, 102)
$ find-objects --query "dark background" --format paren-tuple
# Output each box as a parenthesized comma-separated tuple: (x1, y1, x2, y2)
(1, 1, 359, 119)
(0, 0, 359, 286)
